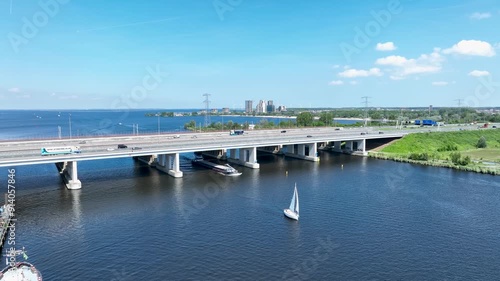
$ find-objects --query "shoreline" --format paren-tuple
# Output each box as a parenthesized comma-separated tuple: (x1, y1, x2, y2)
(368, 151, 499, 175)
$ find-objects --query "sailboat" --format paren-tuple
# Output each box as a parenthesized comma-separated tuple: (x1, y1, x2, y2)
(284, 183, 299, 220)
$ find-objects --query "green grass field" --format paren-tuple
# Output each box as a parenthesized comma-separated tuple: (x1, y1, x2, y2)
(381, 130, 500, 155)
(461, 149, 500, 162)
(374, 129, 500, 174)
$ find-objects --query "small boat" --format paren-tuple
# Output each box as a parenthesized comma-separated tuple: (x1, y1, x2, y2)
(0, 248, 42, 281)
(216, 164, 242, 177)
(284, 183, 299, 220)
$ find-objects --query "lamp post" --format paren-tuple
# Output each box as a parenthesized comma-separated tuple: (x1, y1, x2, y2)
(69, 114, 72, 139)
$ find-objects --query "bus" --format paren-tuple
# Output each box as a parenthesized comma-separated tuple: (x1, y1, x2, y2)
(41, 146, 81, 156)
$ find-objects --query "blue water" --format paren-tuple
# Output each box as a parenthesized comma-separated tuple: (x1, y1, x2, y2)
(0, 110, 499, 280)
(0, 110, 358, 140)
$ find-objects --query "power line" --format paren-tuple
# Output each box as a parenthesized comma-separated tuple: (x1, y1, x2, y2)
(203, 93, 211, 127)
(361, 96, 371, 127)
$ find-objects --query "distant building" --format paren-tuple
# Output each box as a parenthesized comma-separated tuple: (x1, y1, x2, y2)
(256, 100, 267, 113)
(266, 100, 275, 113)
(277, 105, 287, 112)
(245, 100, 253, 113)
(211, 109, 218, 114)
(222, 108, 230, 114)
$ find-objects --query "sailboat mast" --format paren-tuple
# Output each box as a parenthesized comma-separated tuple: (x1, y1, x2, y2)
(294, 186, 299, 214)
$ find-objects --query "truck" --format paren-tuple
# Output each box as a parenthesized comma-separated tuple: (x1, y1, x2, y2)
(41, 146, 81, 156)
(422, 119, 437, 126)
(415, 119, 437, 126)
(229, 130, 244, 136)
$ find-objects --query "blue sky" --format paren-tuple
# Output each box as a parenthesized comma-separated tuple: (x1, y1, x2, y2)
(1, 0, 499, 109)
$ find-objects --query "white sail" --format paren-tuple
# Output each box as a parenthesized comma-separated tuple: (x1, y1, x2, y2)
(289, 185, 296, 211)
(294, 185, 299, 214)
(288, 183, 299, 214)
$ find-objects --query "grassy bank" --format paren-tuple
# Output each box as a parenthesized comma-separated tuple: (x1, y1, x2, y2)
(370, 129, 500, 175)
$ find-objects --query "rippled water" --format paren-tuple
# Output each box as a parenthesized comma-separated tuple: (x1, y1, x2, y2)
(2, 151, 499, 280)
(1, 110, 499, 280)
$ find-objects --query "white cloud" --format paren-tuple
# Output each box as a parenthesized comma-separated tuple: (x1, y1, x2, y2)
(468, 70, 490, 77)
(50, 92, 56, 96)
(376, 48, 443, 79)
(338, 68, 383, 78)
(58, 95, 79, 100)
(349, 81, 358, 85)
(329, 80, 344, 85)
(443, 40, 496, 57)
(376, 42, 397, 51)
(432, 81, 448, 86)
(376, 55, 408, 66)
(343, 65, 350, 69)
(390, 75, 405, 80)
(8, 87, 20, 93)
(470, 12, 491, 20)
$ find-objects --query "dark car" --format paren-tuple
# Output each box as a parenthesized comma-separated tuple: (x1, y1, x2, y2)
(131, 147, 142, 150)
(281, 130, 287, 133)
(306, 135, 312, 138)
(117, 144, 127, 149)
(360, 132, 366, 135)
(379, 131, 384, 134)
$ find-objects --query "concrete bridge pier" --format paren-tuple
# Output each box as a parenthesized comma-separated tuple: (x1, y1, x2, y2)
(353, 139, 367, 156)
(202, 150, 226, 160)
(344, 141, 354, 153)
(227, 147, 260, 168)
(257, 145, 282, 155)
(330, 141, 341, 152)
(56, 161, 82, 190)
(284, 143, 320, 162)
(136, 155, 157, 166)
(155, 153, 183, 177)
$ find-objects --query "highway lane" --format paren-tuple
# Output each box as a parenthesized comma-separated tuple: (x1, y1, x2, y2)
(0, 125, 495, 163)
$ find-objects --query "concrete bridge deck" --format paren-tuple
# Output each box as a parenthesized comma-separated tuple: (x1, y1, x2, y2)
(0, 127, 412, 189)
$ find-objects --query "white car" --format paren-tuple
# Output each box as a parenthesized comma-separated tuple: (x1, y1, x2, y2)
(106, 148, 115, 151)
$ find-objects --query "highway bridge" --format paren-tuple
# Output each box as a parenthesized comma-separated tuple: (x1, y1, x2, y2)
(0, 127, 416, 189)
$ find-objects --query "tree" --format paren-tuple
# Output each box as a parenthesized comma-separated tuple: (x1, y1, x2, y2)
(319, 111, 334, 126)
(296, 112, 313, 127)
(184, 120, 196, 130)
(477, 136, 487, 148)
